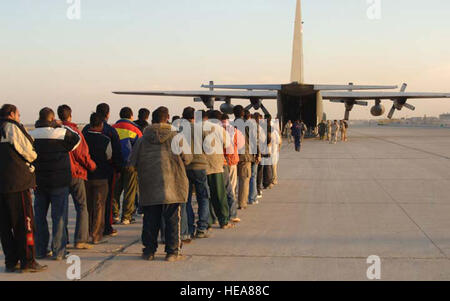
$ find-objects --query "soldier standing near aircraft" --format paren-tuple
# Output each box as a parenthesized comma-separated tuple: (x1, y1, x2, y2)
(318, 120, 327, 140)
(341, 120, 349, 142)
(326, 121, 332, 142)
(330, 120, 340, 144)
(283, 120, 293, 143)
(300, 120, 307, 142)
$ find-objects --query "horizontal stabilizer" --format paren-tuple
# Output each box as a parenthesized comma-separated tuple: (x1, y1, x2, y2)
(113, 90, 278, 99)
(314, 85, 398, 91)
(200, 84, 398, 91)
(322, 91, 450, 100)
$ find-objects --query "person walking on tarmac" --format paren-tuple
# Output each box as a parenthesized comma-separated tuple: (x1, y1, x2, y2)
(291, 120, 303, 152)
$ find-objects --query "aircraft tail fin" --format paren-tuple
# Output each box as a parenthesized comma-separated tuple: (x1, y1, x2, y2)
(290, 0, 304, 84)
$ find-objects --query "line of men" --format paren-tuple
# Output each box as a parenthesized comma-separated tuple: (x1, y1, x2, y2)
(0, 102, 282, 271)
(318, 120, 349, 144)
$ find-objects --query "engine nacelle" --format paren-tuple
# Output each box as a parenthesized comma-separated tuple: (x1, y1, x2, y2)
(220, 103, 235, 114)
(370, 104, 386, 117)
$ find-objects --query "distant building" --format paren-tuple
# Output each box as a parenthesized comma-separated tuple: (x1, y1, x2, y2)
(439, 113, 450, 120)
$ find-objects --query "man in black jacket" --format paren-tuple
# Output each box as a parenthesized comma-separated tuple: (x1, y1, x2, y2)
(84, 113, 113, 244)
(134, 108, 150, 133)
(0, 104, 47, 273)
(30, 108, 81, 261)
(83, 103, 123, 237)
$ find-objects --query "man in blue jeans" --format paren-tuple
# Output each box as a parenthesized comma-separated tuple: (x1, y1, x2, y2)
(248, 113, 264, 205)
(248, 163, 259, 205)
(181, 107, 211, 240)
(30, 108, 81, 261)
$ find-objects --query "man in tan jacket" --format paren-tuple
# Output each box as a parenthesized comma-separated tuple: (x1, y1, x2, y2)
(204, 110, 234, 230)
(130, 107, 192, 262)
(182, 107, 211, 240)
(233, 106, 257, 210)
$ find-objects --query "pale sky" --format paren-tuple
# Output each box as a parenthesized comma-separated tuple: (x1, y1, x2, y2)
(1, 0, 450, 124)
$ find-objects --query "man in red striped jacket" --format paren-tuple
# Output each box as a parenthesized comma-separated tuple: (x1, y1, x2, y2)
(58, 105, 97, 250)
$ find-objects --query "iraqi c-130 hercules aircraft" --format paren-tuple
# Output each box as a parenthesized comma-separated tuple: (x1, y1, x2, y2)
(114, 0, 450, 130)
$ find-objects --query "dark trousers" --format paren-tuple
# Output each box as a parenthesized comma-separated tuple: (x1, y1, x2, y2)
(86, 180, 108, 243)
(263, 164, 274, 188)
(294, 136, 301, 152)
(257, 164, 264, 195)
(0, 190, 36, 269)
(104, 173, 117, 235)
(207, 173, 230, 227)
(142, 204, 181, 255)
(69, 178, 89, 244)
(34, 187, 69, 258)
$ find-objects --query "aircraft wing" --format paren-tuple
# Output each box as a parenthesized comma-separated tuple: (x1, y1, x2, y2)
(321, 91, 450, 100)
(201, 84, 398, 91)
(113, 90, 278, 99)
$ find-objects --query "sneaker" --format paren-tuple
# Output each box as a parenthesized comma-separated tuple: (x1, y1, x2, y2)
(254, 200, 259, 205)
(238, 206, 247, 210)
(231, 218, 241, 223)
(121, 219, 131, 225)
(113, 217, 121, 225)
(165, 254, 187, 262)
(195, 231, 210, 239)
(104, 229, 118, 237)
(182, 238, 192, 244)
(21, 261, 48, 273)
(5, 263, 20, 273)
(221, 223, 236, 230)
(257, 193, 263, 199)
(142, 253, 155, 261)
(53, 252, 70, 261)
(91, 239, 109, 245)
(36, 250, 53, 260)
(74, 243, 94, 250)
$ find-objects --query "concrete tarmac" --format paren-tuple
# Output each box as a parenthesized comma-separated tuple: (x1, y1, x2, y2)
(1, 127, 449, 281)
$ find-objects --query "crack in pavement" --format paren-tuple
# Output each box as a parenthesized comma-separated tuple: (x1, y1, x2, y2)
(79, 239, 140, 281)
(374, 179, 449, 259)
(114, 252, 450, 261)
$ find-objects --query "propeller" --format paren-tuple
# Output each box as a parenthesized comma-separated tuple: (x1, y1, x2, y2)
(388, 83, 416, 119)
